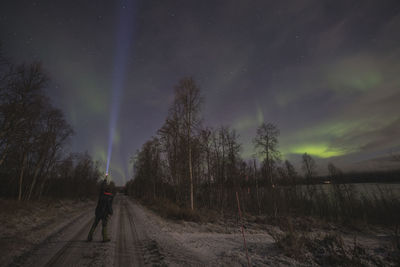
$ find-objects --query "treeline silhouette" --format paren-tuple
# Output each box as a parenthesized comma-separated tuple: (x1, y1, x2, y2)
(0, 49, 102, 200)
(126, 77, 400, 226)
(278, 169, 400, 185)
(318, 169, 400, 184)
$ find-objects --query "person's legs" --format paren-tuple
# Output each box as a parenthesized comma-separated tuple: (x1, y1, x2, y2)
(101, 216, 110, 242)
(87, 216, 100, 241)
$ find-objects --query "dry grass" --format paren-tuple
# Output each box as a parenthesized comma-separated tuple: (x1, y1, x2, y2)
(267, 218, 399, 266)
(143, 198, 203, 222)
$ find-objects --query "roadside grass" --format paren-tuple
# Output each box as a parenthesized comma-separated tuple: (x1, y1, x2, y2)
(138, 197, 206, 222)
(269, 222, 387, 266)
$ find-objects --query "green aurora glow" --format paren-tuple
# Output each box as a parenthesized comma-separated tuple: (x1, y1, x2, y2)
(286, 143, 347, 158)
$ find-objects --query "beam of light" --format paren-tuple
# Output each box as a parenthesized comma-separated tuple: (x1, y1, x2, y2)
(106, 0, 136, 175)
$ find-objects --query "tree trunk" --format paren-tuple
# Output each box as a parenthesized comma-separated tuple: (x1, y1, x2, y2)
(254, 159, 261, 215)
(18, 153, 27, 201)
(207, 148, 211, 208)
(189, 144, 194, 210)
(187, 95, 194, 210)
(0, 143, 9, 166)
(27, 152, 47, 200)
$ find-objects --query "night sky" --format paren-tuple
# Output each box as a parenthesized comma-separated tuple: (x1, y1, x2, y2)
(1, 0, 400, 185)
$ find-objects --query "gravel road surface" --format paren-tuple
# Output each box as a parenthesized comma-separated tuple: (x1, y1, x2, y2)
(10, 195, 203, 267)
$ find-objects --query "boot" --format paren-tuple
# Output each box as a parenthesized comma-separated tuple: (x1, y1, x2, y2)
(87, 226, 95, 242)
(102, 226, 110, 242)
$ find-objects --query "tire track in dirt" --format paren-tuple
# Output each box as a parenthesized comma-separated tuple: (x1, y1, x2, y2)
(43, 218, 93, 267)
(115, 198, 128, 266)
(125, 201, 166, 266)
(8, 206, 93, 267)
(11, 201, 115, 267)
(114, 196, 144, 266)
(124, 199, 145, 266)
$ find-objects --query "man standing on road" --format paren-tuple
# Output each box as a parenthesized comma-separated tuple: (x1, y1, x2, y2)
(87, 175, 114, 242)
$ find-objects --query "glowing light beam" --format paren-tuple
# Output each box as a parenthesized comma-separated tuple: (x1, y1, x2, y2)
(106, 0, 136, 174)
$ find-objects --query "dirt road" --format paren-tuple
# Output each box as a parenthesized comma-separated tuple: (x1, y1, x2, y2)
(10, 195, 203, 267)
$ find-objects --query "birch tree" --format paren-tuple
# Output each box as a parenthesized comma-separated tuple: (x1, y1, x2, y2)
(173, 77, 202, 210)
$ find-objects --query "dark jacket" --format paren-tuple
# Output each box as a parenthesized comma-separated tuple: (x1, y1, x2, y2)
(95, 192, 113, 218)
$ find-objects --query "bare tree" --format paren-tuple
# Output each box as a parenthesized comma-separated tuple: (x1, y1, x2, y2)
(285, 160, 298, 185)
(0, 59, 86, 200)
(199, 127, 212, 207)
(302, 153, 317, 181)
(158, 112, 181, 189)
(27, 106, 73, 200)
(328, 162, 342, 183)
(253, 122, 280, 186)
(173, 77, 203, 210)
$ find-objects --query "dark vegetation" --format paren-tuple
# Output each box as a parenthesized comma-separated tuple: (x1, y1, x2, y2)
(270, 226, 386, 266)
(319, 168, 400, 184)
(126, 77, 400, 228)
(0, 47, 104, 200)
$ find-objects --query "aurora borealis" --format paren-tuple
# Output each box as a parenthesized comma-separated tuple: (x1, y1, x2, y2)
(1, 0, 399, 185)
